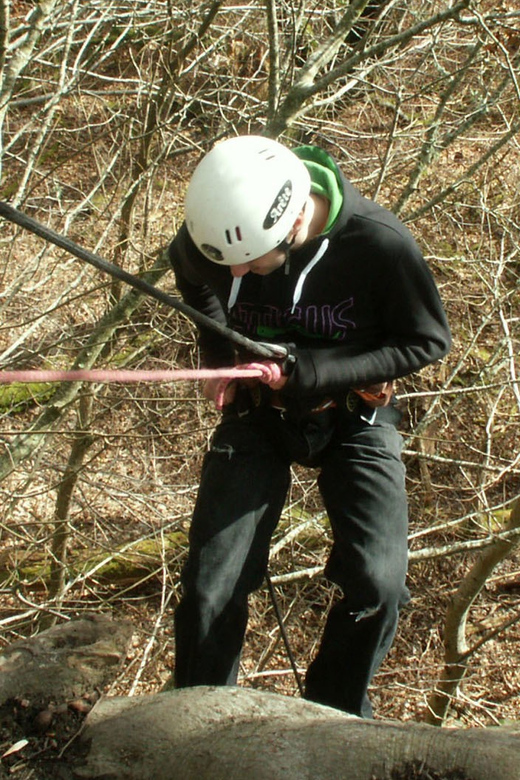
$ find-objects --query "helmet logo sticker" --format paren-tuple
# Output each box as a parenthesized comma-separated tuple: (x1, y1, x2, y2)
(201, 244, 225, 263)
(263, 180, 292, 230)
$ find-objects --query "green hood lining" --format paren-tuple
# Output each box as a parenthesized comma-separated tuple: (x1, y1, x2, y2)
(294, 145, 344, 233)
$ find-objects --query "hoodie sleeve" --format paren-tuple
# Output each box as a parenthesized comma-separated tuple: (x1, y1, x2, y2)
(282, 228, 452, 398)
(168, 224, 236, 368)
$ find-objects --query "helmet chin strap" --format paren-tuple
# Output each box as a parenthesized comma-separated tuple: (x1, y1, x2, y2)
(277, 234, 296, 275)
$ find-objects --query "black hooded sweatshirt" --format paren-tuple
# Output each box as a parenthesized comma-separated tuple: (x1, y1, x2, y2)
(168, 146, 451, 405)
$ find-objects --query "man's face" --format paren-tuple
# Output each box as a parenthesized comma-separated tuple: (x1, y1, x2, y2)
(229, 246, 288, 278)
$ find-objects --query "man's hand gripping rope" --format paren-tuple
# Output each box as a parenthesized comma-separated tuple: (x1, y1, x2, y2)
(210, 361, 286, 410)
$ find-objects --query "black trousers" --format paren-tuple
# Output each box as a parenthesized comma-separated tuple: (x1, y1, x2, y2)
(174, 396, 409, 717)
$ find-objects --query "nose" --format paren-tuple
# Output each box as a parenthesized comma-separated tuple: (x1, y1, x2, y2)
(230, 263, 251, 277)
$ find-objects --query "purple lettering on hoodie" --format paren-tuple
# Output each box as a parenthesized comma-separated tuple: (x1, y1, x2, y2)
(232, 299, 356, 340)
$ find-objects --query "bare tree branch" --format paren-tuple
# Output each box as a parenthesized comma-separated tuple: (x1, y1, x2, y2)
(268, 0, 470, 135)
(425, 497, 520, 725)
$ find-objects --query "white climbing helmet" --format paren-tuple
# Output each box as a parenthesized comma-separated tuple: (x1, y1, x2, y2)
(184, 135, 311, 265)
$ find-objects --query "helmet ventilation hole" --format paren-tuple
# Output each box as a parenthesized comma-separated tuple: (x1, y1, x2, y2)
(225, 227, 243, 244)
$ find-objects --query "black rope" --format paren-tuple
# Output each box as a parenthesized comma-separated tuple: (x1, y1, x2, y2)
(0, 201, 284, 361)
(265, 571, 304, 696)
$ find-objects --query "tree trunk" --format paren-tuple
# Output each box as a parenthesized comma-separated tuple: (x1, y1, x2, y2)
(426, 497, 520, 725)
(0, 530, 187, 589)
(1, 624, 519, 780)
(74, 686, 520, 780)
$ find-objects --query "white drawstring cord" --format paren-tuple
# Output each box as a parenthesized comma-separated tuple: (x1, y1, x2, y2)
(291, 238, 329, 313)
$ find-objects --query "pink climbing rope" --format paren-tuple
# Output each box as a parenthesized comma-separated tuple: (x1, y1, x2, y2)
(0, 362, 282, 387)
(0, 362, 284, 413)
(0, 361, 282, 384)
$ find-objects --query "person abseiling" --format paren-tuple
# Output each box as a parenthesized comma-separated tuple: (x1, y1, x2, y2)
(168, 134, 451, 717)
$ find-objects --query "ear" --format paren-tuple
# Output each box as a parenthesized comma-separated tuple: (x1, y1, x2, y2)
(291, 206, 307, 233)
